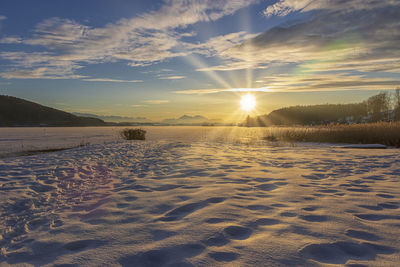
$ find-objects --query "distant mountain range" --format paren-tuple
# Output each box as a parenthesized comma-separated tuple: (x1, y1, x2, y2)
(0, 95, 106, 127)
(0, 95, 224, 127)
(162, 115, 219, 125)
(73, 113, 221, 125)
(72, 112, 152, 123)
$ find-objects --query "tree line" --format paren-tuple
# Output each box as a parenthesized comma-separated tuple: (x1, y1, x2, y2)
(244, 89, 400, 127)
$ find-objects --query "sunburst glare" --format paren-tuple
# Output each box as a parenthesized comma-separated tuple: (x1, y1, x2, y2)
(240, 94, 256, 112)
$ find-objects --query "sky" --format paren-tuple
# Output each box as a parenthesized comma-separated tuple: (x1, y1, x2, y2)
(0, 0, 399, 122)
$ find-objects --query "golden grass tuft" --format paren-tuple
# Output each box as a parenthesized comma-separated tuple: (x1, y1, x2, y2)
(263, 122, 400, 147)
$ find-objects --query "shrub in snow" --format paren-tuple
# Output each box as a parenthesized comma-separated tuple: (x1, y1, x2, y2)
(120, 128, 146, 140)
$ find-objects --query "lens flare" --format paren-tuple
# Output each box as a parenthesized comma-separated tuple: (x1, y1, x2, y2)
(240, 94, 256, 112)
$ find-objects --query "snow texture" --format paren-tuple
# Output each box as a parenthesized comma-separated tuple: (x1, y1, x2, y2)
(0, 127, 400, 266)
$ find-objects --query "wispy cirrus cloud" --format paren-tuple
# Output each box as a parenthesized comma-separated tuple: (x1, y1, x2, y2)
(196, 0, 400, 92)
(175, 72, 400, 94)
(82, 78, 143, 83)
(25, 18, 89, 48)
(1, 0, 398, 95)
(174, 87, 270, 94)
(158, 75, 185, 80)
(260, 73, 400, 92)
(0, 51, 86, 79)
(142, 99, 170, 104)
(0, 37, 23, 44)
(0, 0, 258, 80)
(263, 0, 400, 17)
(131, 104, 147, 108)
(202, 1, 400, 72)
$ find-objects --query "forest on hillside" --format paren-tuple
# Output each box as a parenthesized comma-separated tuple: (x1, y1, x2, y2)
(245, 90, 400, 126)
(0, 95, 105, 126)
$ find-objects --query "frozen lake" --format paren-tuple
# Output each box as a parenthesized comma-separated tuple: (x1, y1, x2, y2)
(0, 126, 272, 157)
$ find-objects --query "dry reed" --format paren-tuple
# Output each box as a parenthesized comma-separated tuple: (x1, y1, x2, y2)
(263, 122, 400, 147)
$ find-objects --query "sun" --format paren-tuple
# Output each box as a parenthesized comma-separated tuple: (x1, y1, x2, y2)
(240, 94, 256, 112)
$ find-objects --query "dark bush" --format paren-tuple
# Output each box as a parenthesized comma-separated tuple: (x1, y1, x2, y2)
(120, 128, 146, 140)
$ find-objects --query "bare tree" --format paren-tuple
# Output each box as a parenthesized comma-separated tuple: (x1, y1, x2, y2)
(367, 92, 390, 122)
(394, 88, 400, 121)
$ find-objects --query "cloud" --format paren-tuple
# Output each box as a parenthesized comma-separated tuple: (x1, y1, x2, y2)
(158, 75, 185, 80)
(82, 78, 143, 83)
(263, 0, 400, 17)
(131, 104, 147, 108)
(0, 37, 23, 44)
(0, 15, 6, 21)
(258, 73, 400, 92)
(0, 0, 258, 79)
(193, 31, 258, 56)
(0, 51, 86, 79)
(264, 0, 315, 17)
(25, 18, 89, 48)
(175, 69, 400, 94)
(142, 99, 170, 104)
(174, 73, 400, 94)
(2, 0, 398, 95)
(195, 0, 400, 92)
(174, 87, 271, 94)
(0, 69, 85, 79)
